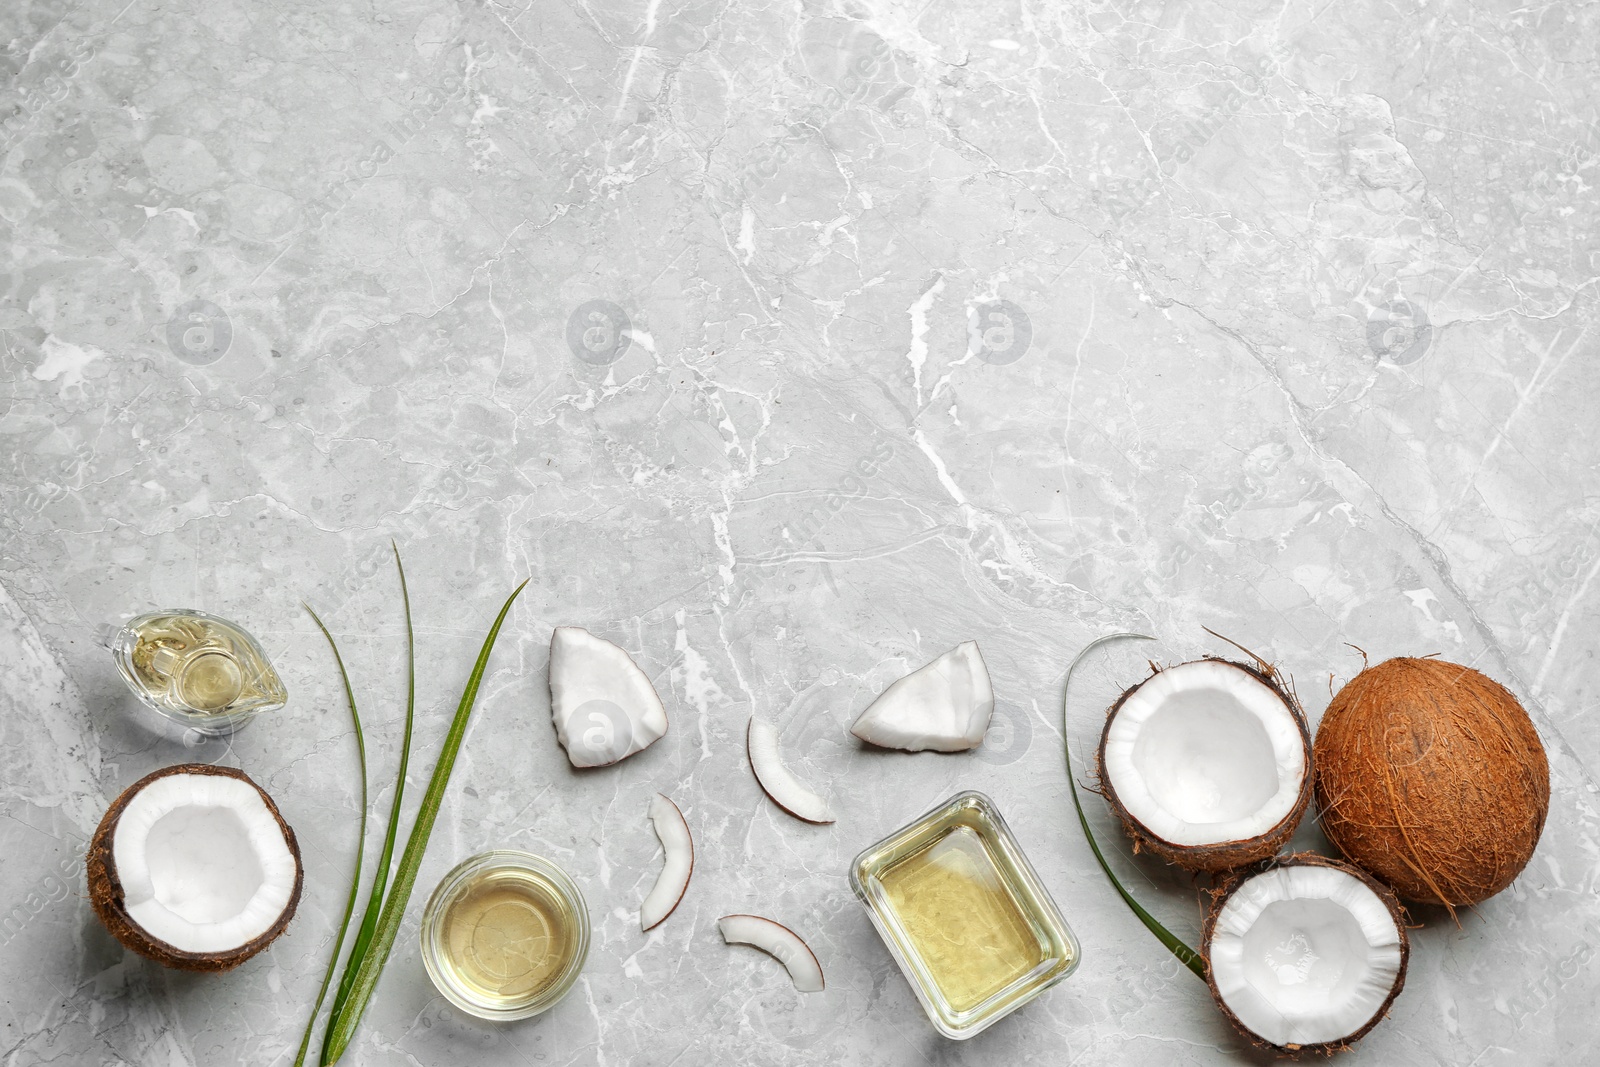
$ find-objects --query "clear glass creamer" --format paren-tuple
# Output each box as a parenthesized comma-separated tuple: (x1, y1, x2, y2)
(102, 609, 286, 734)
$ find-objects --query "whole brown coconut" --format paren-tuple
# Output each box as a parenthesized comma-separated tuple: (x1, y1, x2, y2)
(88, 763, 303, 971)
(1314, 657, 1550, 910)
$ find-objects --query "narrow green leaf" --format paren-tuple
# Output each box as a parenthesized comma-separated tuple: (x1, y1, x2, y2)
(322, 578, 530, 1064)
(293, 606, 371, 1067)
(1062, 631, 1208, 981)
(322, 545, 416, 1053)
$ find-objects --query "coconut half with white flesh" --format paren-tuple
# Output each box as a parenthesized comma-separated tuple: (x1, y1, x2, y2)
(1203, 854, 1409, 1054)
(549, 626, 668, 768)
(1096, 658, 1312, 871)
(850, 641, 994, 752)
(87, 763, 302, 971)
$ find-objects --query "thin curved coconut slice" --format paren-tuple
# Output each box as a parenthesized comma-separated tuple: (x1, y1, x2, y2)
(641, 792, 693, 931)
(850, 641, 994, 752)
(717, 914, 824, 992)
(1097, 658, 1311, 871)
(549, 626, 668, 768)
(87, 763, 302, 971)
(747, 716, 834, 824)
(1203, 854, 1409, 1054)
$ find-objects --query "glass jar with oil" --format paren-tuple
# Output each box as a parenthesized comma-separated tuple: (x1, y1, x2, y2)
(421, 851, 590, 1020)
(850, 791, 1080, 1039)
(102, 609, 287, 734)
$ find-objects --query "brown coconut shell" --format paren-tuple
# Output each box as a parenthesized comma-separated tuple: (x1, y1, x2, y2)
(1202, 852, 1410, 1056)
(1313, 657, 1550, 911)
(1096, 658, 1313, 872)
(87, 763, 303, 971)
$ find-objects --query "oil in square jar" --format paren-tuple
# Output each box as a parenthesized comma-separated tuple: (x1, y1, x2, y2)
(850, 791, 1079, 1039)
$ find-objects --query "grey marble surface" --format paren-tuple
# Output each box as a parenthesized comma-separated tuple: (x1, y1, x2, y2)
(3, 0, 1598, 1063)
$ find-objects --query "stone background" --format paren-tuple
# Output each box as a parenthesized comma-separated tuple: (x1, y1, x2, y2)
(2, 0, 1597, 1063)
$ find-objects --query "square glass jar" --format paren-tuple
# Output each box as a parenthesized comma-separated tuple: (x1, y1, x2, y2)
(849, 791, 1080, 1039)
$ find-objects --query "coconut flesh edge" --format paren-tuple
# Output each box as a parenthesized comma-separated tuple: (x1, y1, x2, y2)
(1209, 864, 1403, 1048)
(1102, 660, 1305, 847)
(111, 773, 298, 954)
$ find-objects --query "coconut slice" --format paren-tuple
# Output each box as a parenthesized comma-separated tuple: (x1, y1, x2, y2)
(1096, 658, 1311, 871)
(549, 625, 668, 768)
(747, 716, 834, 824)
(87, 763, 302, 971)
(1204, 854, 1409, 1054)
(717, 914, 824, 992)
(849, 641, 994, 752)
(641, 792, 693, 931)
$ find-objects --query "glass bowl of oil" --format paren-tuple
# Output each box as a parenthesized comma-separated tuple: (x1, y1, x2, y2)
(420, 850, 590, 1021)
(850, 790, 1080, 1039)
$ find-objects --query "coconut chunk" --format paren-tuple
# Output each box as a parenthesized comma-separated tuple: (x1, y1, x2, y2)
(850, 641, 994, 752)
(747, 716, 834, 824)
(717, 914, 824, 992)
(1097, 658, 1311, 870)
(88, 764, 302, 971)
(640, 793, 693, 931)
(549, 626, 668, 768)
(1204, 854, 1408, 1053)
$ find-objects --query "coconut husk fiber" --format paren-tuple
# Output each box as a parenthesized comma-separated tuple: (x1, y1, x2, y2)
(1313, 657, 1549, 911)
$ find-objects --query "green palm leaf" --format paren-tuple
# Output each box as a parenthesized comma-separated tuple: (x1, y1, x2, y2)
(292, 605, 370, 1067)
(1062, 631, 1206, 980)
(322, 545, 417, 1057)
(321, 577, 529, 1063)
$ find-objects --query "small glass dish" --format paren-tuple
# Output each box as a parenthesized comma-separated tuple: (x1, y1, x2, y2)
(420, 850, 590, 1021)
(101, 608, 287, 735)
(849, 790, 1080, 1039)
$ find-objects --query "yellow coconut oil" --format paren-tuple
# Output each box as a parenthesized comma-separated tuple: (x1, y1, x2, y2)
(106, 609, 287, 727)
(422, 851, 590, 1020)
(878, 825, 1044, 1011)
(851, 792, 1080, 1039)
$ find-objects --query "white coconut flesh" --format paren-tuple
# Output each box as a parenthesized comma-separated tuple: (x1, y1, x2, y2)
(1102, 660, 1304, 846)
(640, 793, 693, 931)
(718, 914, 825, 993)
(111, 773, 298, 953)
(549, 626, 668, 768)
(850, 641, 995, 752)
(1209, 865, 1404, 1048)
(747, 715, 834, 824)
